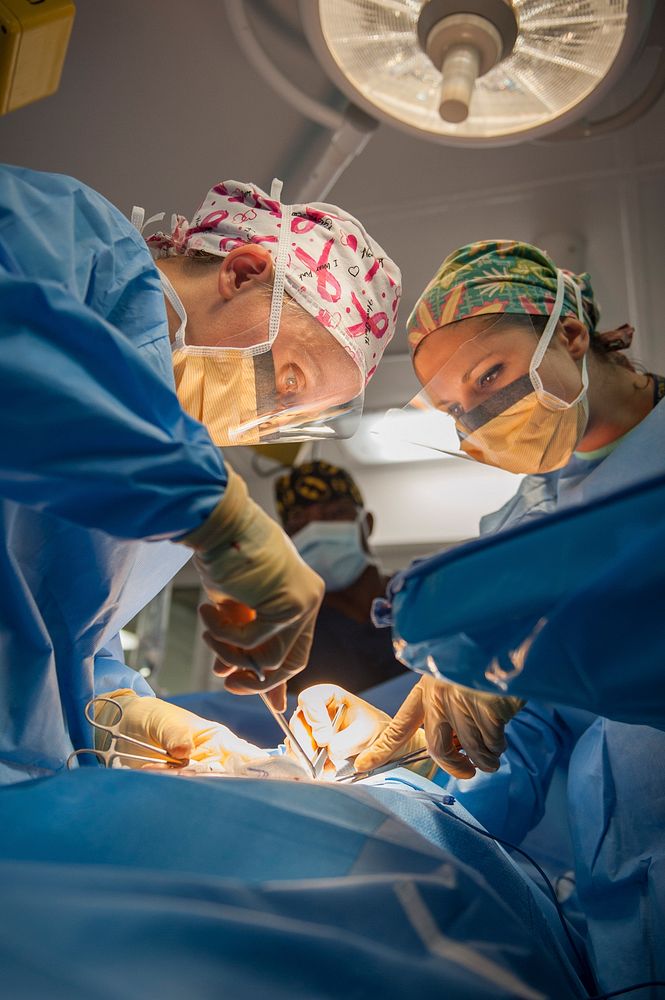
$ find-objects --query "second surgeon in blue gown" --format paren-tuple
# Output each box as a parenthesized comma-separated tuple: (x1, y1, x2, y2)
(298, 239, 665, 994)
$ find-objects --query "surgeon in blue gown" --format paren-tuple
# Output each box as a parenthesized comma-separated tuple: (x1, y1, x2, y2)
(300, 240, 665, 994)
(0, 164, 400, 784)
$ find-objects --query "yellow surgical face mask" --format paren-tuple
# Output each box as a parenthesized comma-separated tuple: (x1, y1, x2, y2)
(161, 267, 262, 447)
(456, 374, 588, 474)
(171, 348, 260, 447)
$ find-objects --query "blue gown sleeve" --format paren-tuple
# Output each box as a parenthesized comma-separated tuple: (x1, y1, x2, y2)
(0, 270, 226, 540)
(433, 703, 572, 844)
(94, 635, 154, 699)
(522, 516, 665, 728)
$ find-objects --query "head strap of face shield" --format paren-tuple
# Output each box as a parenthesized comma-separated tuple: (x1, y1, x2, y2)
(267, 177, 292, 349)
(529, 269, 588, 409)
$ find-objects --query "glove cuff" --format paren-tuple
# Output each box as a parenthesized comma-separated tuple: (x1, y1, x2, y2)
(180, 466, 249, 552)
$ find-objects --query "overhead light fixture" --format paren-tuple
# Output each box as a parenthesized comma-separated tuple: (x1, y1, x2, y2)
(228, 1, 662, 197)
(300, 0, 657, 145)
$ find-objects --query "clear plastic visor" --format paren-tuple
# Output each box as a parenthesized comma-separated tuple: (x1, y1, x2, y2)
(173, 312, 365, 447)
(228, 328, 365, 445)
(379, 300, 587, 464)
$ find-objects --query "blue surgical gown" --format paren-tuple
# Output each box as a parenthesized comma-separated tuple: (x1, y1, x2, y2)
(0, 164, 228, 783)
(395, 397, 665, 994)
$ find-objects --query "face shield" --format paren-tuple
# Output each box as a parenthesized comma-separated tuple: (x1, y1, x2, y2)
(163, 196, 365, 447)
(381, 270, 589, 475)
(169, 320, 365, 448)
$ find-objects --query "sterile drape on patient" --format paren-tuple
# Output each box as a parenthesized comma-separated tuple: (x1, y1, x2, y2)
(0, 769, 590, 999)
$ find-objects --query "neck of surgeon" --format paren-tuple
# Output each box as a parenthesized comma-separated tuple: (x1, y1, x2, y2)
(578, 348, 655, 452)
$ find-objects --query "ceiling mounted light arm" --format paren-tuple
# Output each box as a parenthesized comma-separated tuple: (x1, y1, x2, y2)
(226, 0, 378, 201)
(296, 104, 378, 202)
(226, 0, 345, 131)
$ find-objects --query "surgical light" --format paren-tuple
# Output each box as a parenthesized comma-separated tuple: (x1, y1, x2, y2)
(299, 0, 656, 146)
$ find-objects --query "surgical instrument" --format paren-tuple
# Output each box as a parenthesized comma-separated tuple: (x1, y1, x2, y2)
(312, 703, 346, 779)
(335, 746, 432, 783)
(258, 691, 317, 779)
(66, 696, 188, 770)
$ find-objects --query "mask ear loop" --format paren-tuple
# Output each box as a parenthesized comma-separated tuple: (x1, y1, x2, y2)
(238, 178, 293, 359)
(158, 268, 188, 348)
(268, 178, 292, 347)
(530, 269, 589, 410)
(131, 205, 191, 349)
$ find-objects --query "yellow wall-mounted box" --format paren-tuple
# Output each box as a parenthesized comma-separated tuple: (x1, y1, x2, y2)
(0, 0, 75, 115)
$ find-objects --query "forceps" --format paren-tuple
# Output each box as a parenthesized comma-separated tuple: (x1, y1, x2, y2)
(258, 692, 317, 779)
(312, 703, 346, 779)
(335, 746, 432, 783)
(66, 697, 188, 770)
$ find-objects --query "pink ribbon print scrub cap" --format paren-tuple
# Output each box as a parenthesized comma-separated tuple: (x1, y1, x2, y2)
(146, 179, 402, 386)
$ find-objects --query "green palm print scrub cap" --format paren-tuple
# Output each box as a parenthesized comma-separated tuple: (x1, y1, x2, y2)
(407, 240, 600, 352)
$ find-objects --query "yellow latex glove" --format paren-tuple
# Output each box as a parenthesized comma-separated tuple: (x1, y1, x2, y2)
(290, 683, 434, 778)
(181, 467, 324, 712)
(355, 675, 525, 780)
(95, 690, 263, 770)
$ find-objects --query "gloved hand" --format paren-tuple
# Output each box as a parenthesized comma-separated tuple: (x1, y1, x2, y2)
(290, 684, 433, 778)
(355, 675, 524, 779)
(182, 467, 325, 713)
(95, 689, 263, 769)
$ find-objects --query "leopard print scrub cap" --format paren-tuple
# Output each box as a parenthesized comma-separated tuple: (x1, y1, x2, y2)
(275, 460, 363, 522)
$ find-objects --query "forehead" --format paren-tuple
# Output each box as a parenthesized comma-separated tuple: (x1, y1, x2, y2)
(413, 316, 534, 387)
(283, 497, 359, 531)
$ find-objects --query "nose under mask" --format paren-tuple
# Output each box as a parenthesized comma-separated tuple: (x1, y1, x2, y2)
(456, 372, 589, 475)
(171, 348, 262, 447)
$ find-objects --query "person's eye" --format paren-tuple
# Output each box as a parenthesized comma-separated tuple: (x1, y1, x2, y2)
(446, 402, 464, 419)
(277, 364, 305, 399)
(478, 363, 504, 390)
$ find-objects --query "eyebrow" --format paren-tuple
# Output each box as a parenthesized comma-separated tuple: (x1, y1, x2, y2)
(432, 352, 497, 408)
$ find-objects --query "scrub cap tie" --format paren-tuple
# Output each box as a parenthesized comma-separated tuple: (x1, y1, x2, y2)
(143, 179, 402, 384)
(407, 239, 600, 353)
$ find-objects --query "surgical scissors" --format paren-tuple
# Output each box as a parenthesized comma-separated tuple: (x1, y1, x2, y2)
(66, 696, 188, 770)
(335, 747, 432, 783)
(258, 692, 317, 779)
